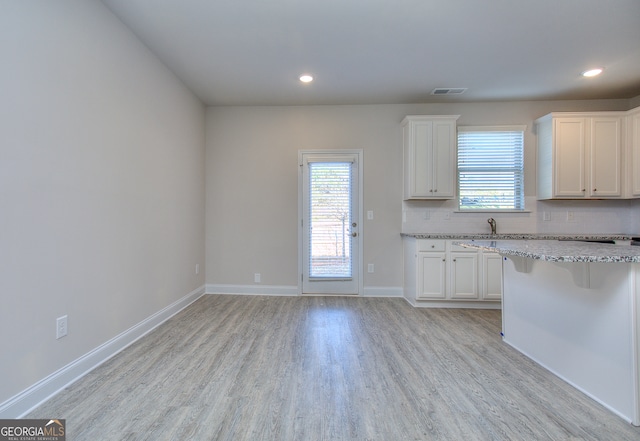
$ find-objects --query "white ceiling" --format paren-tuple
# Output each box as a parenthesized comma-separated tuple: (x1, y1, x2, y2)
(101, 0, 640, 106)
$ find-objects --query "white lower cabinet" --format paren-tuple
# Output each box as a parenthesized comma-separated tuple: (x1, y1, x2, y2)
(417, 252, 446, 299)
(449, 251, 478, 299)
(405, 239, 501, 305)
(482, 253, 503, 300)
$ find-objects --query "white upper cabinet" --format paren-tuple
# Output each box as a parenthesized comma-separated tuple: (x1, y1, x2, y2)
(402, 115, 459, 200)
(536, 112, 624, 200)
(590, 116, 623, 197)
(627, 107, 640, 198)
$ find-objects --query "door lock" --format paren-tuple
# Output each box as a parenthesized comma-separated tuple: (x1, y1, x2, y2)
(352, 232, 358, 237)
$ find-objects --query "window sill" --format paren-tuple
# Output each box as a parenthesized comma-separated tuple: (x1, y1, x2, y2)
(454, 210, 531, 214)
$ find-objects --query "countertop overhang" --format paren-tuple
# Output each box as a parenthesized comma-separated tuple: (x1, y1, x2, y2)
(454, 239, 640, 263)
(401, 233, 633, 241)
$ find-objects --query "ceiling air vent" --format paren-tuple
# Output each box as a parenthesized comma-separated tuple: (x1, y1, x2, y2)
(431, 88, 467, 95)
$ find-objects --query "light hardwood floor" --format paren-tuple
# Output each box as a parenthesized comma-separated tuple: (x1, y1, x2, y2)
(29, 295, 640, 440)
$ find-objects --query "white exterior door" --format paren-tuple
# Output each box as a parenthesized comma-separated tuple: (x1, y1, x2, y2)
(299, 151, 362, 295)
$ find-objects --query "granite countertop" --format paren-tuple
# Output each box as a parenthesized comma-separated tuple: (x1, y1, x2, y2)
(401, 233, 634, 241)
(454, 240, 640, 263)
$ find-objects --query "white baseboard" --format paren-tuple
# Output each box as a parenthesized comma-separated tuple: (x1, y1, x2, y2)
(206, 284, 298, 296)
(363, 286, 403, 297)
(206, 284, 403, 298)
(0, 285, 206, 419)
(406, 298, 501, 309)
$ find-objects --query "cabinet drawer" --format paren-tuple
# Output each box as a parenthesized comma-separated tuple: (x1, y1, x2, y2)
(416, 240, 445, 252)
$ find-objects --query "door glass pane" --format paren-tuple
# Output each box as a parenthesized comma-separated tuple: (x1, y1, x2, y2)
(308, 162, 352, 279)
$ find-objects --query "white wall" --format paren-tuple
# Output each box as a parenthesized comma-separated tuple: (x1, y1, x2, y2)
(206, 105, 405, 291)
(0, 1, 205, 407)
(205, 99, 639, 292)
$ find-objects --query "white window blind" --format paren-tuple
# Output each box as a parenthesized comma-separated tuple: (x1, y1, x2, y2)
(308, 162, 352, 279)
(457, 126, 525, 210)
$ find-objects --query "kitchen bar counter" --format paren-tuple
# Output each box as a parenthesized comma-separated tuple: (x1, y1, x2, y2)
(401, 232, 633, 240)
(454, 239, 640, 263)
(453, 239, 640, 426)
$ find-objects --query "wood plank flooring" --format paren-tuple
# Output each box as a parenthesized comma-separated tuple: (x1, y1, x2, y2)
(28, 295, 640, 440)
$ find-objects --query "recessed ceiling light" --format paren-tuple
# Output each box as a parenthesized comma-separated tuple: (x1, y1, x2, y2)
(431, 87, 467, 95)
(582, 68, 604, 77)
(299, 74, 313, 83)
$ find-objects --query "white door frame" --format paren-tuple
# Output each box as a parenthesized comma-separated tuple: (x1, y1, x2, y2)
(298, 149, 363, 295)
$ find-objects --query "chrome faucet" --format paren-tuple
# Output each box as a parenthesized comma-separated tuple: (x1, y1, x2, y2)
(487, 218, 497, 235)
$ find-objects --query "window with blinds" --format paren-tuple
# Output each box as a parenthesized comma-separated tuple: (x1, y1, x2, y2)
(308, 162, 352, 279)
(457, 126, 525, 210)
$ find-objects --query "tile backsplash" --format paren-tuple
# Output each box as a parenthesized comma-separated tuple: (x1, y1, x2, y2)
(402, 197, 640, 236)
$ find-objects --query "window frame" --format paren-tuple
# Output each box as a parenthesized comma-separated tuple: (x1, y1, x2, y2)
(456, 125, 526, 212)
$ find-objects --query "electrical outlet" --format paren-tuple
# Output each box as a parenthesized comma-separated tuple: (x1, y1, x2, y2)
(195, 264, 200, 275)
(368, 264, 374, 273)
(423, 211, 430, 220)
(543, 212, 551, 221)
(254, 273, 261, 283)
(367, 210, 374, 220)
(56, 315, 68, 339)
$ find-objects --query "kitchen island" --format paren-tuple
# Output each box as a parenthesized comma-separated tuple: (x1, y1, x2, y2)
(456, 240, 640, 426)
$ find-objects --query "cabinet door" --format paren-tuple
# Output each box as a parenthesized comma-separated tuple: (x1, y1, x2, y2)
(449, 253, 478, 299)
(590, 117, 621, 197)
(432, 119, 456, 197)
(403, 116, 457, 200)
(408, 120, 433, 198)
(631, 111, 640, 196)
(417, 252, 446, 299)
(554, 118, 587, 198)
(482, 253, 503, 300)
